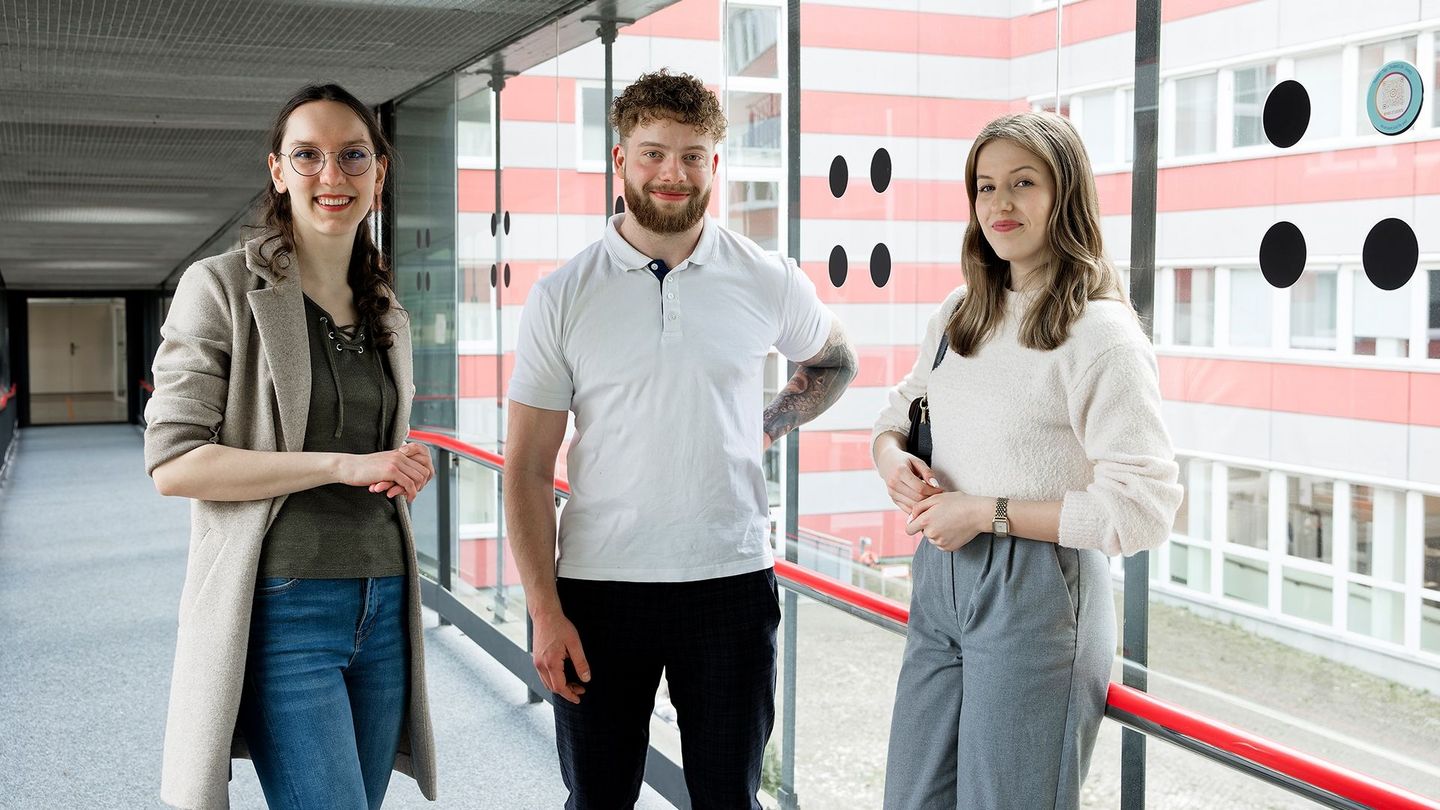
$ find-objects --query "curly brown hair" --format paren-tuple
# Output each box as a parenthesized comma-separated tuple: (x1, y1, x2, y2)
(609, 69, 727, 143)
(257, 84, 401, 350)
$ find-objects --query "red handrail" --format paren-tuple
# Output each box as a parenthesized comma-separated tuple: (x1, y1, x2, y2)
(1107, 683, 1438, 810)
(407, 429, 1440, 810)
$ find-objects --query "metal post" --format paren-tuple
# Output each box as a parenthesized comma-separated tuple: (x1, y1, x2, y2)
(779, 1, 802, 807)
(582, 15, 632, 219)
(437, 449, 455, 626)
(602, 20, 617, 219)
(1124, 1, 1164, 808)
(494, 473, 508, 623)
(490, 68, 509, 626)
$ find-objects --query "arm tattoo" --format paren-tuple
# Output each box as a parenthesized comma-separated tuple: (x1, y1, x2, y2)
(763, 321, 859, 444)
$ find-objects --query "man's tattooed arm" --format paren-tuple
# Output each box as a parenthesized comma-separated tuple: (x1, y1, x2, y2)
(763, 319, 859, 447)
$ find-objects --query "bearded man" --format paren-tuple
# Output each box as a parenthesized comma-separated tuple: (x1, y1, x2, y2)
(503, 69, 858, 809)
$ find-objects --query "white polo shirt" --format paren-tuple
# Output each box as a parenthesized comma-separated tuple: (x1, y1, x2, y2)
(508, 214, 832, 582)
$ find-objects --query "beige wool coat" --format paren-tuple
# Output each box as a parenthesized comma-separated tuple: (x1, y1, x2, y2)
(144, 234, 437, 809)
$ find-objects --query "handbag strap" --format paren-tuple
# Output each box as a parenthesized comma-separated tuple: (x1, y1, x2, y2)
(930, 332, 949, 371)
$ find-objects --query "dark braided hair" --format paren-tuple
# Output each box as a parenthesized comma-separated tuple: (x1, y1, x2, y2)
(258, 83, 400, 349)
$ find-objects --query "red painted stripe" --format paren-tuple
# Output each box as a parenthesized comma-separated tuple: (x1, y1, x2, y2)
(620, 0, 719, 40)
(1094, 171, 1133, 216)
(798, 511, 918, 560)
(1411, 374, 1440, 430)
(801, 262, 963, 304)
(801, 429, 876, 472)
(460, 169, 610, 215)
(802, 91, 1018, 138)
(801, 5, 1010, 58)
(456, 261, 554, 310)
(801, 0, 1261, 59)
(1158, 356, 1440, 427)
(459, 354, 517, 399)
(1161, 0, 1266, 23)
(498, 76, 577, 123)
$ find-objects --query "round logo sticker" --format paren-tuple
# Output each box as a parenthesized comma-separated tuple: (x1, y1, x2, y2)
(1366, 60, 1424, 135)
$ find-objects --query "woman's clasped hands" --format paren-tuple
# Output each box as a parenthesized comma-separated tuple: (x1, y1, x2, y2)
(879, 445, 987, 552)
(337, 442, 435, 503)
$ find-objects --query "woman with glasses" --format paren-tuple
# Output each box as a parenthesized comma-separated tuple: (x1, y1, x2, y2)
(872, 112, 1182, 809)
(145, 84, 437, 809)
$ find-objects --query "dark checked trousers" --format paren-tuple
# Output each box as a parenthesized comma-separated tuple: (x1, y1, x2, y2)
(552, 568, 781, 810)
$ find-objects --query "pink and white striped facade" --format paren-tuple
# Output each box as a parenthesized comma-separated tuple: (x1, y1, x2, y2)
(449, 0, 1440, 689)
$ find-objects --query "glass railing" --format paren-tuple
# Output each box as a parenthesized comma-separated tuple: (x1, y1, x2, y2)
(407, 428, 1440, 810)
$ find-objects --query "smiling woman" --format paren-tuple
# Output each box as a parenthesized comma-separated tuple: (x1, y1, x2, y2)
(143, 83, 438, 810)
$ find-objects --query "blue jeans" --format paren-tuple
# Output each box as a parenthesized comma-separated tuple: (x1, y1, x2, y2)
(237, 576, 409, 810)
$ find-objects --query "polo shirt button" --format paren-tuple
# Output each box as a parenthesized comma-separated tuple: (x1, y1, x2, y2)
(668, 312, 678, 321)
(667, 292, 675, 300)
(649, 262, 658, 270)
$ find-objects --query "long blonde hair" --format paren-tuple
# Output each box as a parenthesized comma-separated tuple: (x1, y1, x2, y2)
(947, 112, 1127, 356)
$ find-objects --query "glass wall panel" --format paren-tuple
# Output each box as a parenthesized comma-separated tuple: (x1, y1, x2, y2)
(395, 74, 458, 432)
(1152, 1, 1440, 797)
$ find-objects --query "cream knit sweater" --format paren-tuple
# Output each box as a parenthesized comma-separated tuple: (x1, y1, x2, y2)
(873, 286, 1183, 556)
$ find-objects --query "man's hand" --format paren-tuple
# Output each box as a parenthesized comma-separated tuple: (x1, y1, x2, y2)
(531, 608, 591, 704)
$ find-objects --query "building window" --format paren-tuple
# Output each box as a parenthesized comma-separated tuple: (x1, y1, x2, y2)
(727, 5, 779, 79)
(1175, 457, 1213, 541)
(1172, 267, 1215, 347)
(1175, 73, 1217, 156)
(1233, 64, 1275, 147)
(579, 84, 629, 168)
(728, 91, 782, 167)
(1352, 270, 1410, 357)
(1228, 268, 1273, 348)
(1425, 495, 1440, 591)
(1122, 87, 1135, 162)
(1357, 37, 1417, 135)
(1226, 466, 1268, 550)
(1076, 89, 1117, 165)
(1428, 270, 1440, 359)
(1290, 269, 1338, 350)
(1351, 485, 1405, 582)
(1293, 51, 1342, 140)
(1286, 475, 1334, 563)
(457, 88, 494, 164)
(728, 181, 779, 250)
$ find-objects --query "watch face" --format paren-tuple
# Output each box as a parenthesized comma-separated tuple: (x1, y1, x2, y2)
(994, 518, 1009, 534)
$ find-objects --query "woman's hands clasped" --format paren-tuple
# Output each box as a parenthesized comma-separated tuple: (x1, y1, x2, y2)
(905, 491, 990, 552)
(878, 445, 987, 552)
(337, 443, 435, 503)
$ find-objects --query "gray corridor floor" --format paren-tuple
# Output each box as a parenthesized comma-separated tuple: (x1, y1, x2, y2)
(0, 425, 671, 810)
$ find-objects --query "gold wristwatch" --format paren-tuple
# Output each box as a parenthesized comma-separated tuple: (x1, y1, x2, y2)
(992, 496, 1010, 539)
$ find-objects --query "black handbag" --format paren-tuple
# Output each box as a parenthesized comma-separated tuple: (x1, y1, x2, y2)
(904, 332, 950, 466)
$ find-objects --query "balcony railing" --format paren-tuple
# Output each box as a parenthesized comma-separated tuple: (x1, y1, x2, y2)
(407, 428, 1440, 810)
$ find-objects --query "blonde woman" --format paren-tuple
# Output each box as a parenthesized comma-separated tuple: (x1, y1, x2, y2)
(872, 112, 1182, 809)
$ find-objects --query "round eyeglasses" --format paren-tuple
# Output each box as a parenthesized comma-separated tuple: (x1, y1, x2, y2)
(275, 145, 376, 177)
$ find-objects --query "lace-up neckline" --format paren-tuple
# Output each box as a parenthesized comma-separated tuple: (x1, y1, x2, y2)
(304, 295, 389, 442)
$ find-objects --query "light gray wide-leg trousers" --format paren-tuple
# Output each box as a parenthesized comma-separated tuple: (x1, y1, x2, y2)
(883, 533, 1114, 810)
